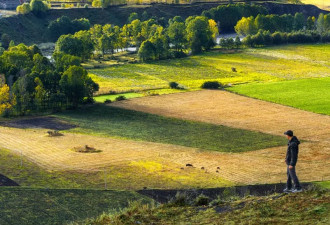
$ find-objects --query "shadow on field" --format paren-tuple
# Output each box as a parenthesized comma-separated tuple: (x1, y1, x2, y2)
(0, 116, 76, 130)
(138, 182, 313, 203)
(0, 174, 19, 186)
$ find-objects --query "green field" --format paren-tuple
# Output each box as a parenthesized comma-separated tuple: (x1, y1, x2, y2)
(57, 105, 286, 153)
(89, 44, 330, 94)
(228, 77, 330, 115)
(0, 187, 151, 225)
(93, 89, 187, 103)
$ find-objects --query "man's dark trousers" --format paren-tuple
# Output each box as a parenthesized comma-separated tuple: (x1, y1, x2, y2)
(287, 166, 301, 189)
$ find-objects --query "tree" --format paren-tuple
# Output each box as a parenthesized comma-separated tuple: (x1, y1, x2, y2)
(128, 12, 139, 23)
(16, 3, 31, 14)
(208, 19, 219, 40)
(186, 16, 215, 54)
(317, 13, 326, 34)
(235, 16, 257, 36)
(234, 36, 242, 48)
(293, 13, 305, 30)
(0, 84, 16, 115)
(307, 16, 315, 30)
(59, 66, 98, 107)
(167, 21, 186, 52)
(1, 34, 11, 49)
(55, 34, 84, 58)
(30, 0, 49, 17)
(138, 40, 155, 61)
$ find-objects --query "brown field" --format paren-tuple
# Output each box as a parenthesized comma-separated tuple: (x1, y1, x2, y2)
(0, 90, 329, 188)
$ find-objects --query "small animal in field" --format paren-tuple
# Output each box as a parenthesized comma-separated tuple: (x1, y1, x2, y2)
(216, 170, 219, 173)
(180, 167, 184, 170)
(231, 67, 237, 72)
(217, 167, 220, 170)
(201, 167, 205, 170)
(186, 164, 193, 167)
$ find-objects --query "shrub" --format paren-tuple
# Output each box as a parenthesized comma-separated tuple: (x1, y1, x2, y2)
(16, 3, 31, 14)
(104, 99, 112, 103)
(169, 192, 189, 207)
(194, 194, 210, 206)
(84, 4, 89, 8)
(173, 51, 187, 58)
(115, 95, 126, 101)
(169, 82, 179, 89)
(201, 81, 223, 89)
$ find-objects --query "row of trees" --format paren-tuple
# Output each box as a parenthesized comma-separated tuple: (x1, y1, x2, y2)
(16, 0, 50, 17)
(201, 4, 267, 32)
(0, 44, 98, 116)
(55, 15, 218, 61)
(48, 16, 91, 41)
(242, 30, 330, 47)
(235, 13, 330, 35)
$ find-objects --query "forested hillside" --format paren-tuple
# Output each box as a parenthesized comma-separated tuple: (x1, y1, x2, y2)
(0, 2, 327, 44)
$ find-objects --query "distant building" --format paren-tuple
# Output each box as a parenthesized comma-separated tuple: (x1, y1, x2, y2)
(0, 0, 23, 9)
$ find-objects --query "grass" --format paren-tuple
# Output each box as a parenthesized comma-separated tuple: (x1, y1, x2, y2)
(89, 44, 330, 94)
(228, 77, 330, 115)
(81, 187, 330, 225)
(0, 147, 231, 190)
(0, 187, 151, 225)
(315, 181, 330, 189)
(56, 104, 286, 153)
(93, 89, 187, 103)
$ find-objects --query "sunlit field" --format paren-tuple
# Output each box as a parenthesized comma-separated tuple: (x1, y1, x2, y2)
(301, 0, 330, 10)
(89, 44, 330, 94)
(228, 77, 330, 115)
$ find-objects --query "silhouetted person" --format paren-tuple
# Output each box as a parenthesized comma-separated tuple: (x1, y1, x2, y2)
(283, 130, 302, 193)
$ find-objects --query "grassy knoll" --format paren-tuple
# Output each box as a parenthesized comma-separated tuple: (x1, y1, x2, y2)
(228, 77, 330, 115)
(89, 44, 330, 94)
(81, 187, 330, 225)
(0, 187, 151, 225)
(57, 105, 286, 153)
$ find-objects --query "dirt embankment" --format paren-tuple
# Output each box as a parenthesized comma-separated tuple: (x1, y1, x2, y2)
(0, 2, 327, 45)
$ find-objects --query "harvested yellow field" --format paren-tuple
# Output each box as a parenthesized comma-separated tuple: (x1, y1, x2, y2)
(111, 90, 330, 142)
(1, 90, 329, 187)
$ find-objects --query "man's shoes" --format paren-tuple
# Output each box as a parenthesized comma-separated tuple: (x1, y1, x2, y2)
(283, 188, 292, 193)
(292, 188, 302, 193)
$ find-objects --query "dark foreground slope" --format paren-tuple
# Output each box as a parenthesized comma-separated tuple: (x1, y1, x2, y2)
(0, 2, 327, 44)
(83, 185, 330, 225)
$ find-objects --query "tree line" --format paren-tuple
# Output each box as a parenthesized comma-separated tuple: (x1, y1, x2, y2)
(201, 3, 267, 32)
(235, 13, 330, 36)
(54, 15, 219, 61)
(0, 44, 98, 116)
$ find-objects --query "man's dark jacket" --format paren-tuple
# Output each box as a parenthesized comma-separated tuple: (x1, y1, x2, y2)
(285, 136, 300, 166)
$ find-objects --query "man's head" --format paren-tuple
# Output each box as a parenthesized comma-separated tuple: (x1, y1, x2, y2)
(284, 130, 294, 140)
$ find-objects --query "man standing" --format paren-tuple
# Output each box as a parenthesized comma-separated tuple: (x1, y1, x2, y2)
(283, 130, 302, 193)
